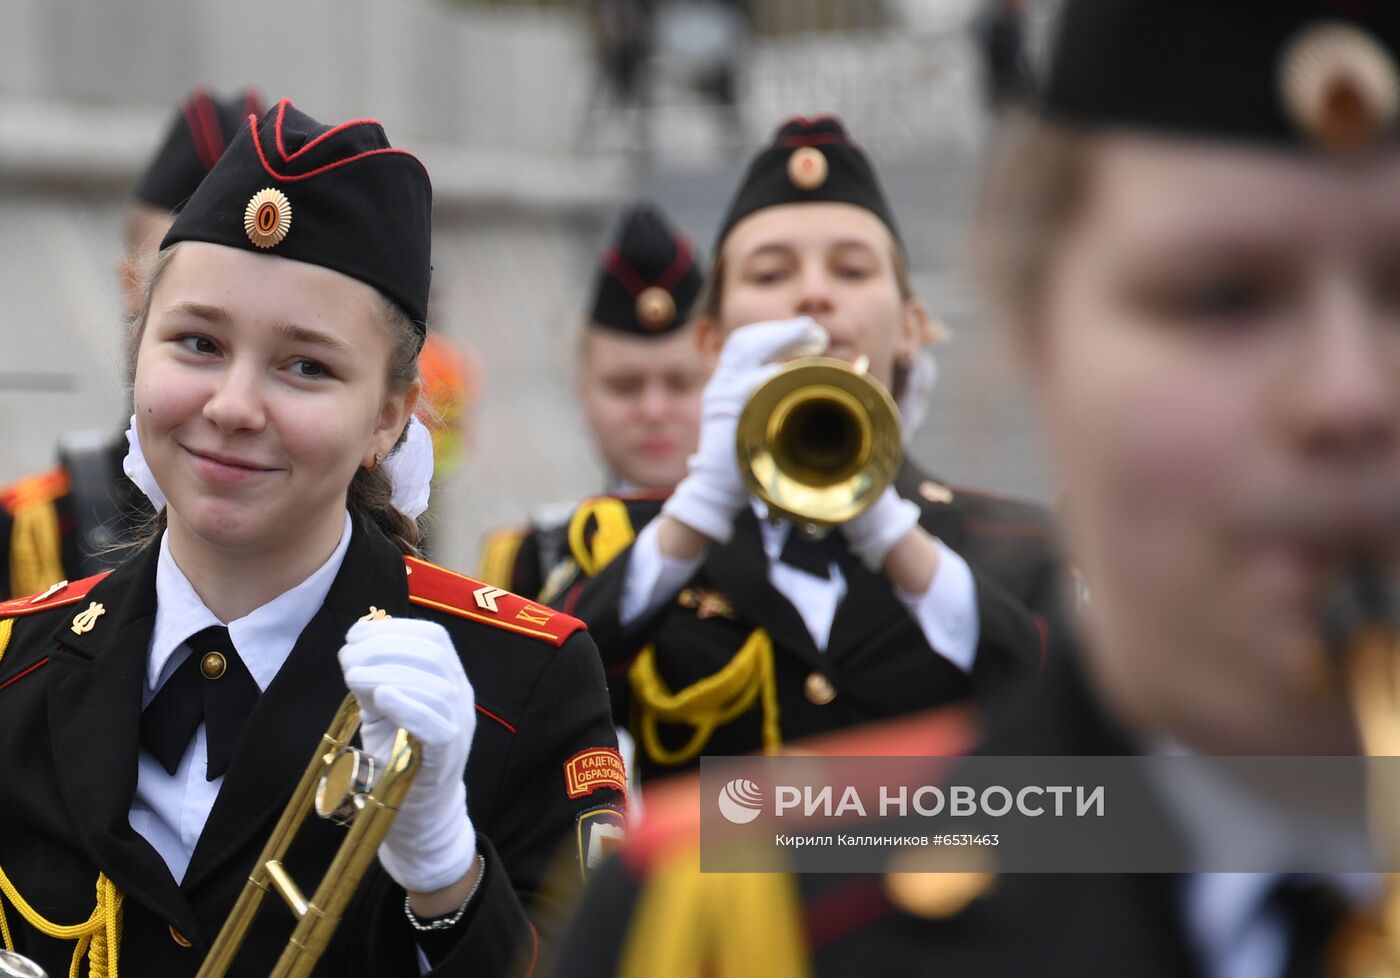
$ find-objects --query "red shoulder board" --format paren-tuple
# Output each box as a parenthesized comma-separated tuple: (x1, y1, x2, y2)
(0, 572, 109, 619)
(403, 556, 585, 648)
(0, 466, 70, 514)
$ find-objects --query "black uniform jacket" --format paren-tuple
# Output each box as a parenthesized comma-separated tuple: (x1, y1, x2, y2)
(0, 517, 626, 977)
(554, 642, 1222, 978)
(550, 462, 1060, 783)
(0, 433, 150, 599)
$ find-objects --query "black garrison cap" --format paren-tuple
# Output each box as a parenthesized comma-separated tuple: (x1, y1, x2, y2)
(134, 88, 265, 211)
(714, 115, 902, 251)
(163, 99, 433, 331)
(589, 202, 704, 336)
(1041, 0, 1400, 156)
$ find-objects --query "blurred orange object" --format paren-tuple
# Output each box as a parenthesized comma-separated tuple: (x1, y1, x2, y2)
(416, 332, 483, 475)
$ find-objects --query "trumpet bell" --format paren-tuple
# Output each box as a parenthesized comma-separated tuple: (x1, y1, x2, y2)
(737, 357, 902, 528)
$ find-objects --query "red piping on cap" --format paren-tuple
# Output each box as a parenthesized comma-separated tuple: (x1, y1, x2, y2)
(602, 235, 694, 297)
(241, 89, 265, 121)
(785, 113, 840, 128)
(273, 98, 383, 163)
(181, 88, 219, 172)
(249, 99, 429, 183)
(195, 90, 228, 165)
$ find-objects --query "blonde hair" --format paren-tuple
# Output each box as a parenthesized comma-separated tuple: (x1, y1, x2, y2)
(126, 244, 424, 554)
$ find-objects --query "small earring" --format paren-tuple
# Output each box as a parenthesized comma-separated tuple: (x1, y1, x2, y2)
(369, 451, 384, 471)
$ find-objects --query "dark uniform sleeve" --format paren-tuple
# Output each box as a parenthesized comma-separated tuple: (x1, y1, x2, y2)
(546, 854, 641, 978)
(346, 630, 626, 977)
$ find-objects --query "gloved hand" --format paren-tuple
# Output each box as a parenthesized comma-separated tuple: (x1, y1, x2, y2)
(338, 618, 477, 893)
(840, 485, 922, 572)
(662, 317, 830, 543)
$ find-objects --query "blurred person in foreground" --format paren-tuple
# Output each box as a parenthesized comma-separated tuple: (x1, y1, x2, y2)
(547, 115, 1059, 789)
(551, 1, 1400, 974)
(0, 88, 261, 599)
(477, 202, 707, 600)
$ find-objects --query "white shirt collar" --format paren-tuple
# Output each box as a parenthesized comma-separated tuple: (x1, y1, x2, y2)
(147, 511, 354, 693)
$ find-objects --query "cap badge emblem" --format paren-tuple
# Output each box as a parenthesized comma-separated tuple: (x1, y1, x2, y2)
(1280, 21, 1400, 155)
(635, 286, 677, 331)
(244, 187, 293, 249)
(787, 146, 829, 190)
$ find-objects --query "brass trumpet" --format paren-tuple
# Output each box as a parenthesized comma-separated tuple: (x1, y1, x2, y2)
(736, 355, 902, 529)
(197, 695, 421, 978)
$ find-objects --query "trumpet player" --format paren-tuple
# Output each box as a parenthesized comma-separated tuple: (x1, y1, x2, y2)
(550, 116, 1060, 785)
(0, 101, 623, 977)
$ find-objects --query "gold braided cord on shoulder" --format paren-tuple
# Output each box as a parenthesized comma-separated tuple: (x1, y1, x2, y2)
(10, 498, 65, 599)
(570, 494, 784, 766)
(568, 498, 636, 577)
(629, 628, 782, 767)
(0, 868, 123, 978)
(619, 847, 810, 978)
(0, 618, 12, 668)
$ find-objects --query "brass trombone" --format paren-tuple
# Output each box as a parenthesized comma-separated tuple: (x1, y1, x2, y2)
(196, 694, 421, 978)
(736, 355, 902, 530)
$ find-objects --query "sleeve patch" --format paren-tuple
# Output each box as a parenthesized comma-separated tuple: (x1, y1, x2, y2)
(564, 746, 628, 800)
(577, 805, 627, 877)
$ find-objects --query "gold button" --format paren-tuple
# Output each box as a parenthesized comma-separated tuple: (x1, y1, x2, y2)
(169, 924, 192, 947)
(200, 652, 227, 680)
(805, 672, 836, 706)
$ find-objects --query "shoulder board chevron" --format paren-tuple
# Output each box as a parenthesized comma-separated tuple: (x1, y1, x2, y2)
(0, 572, 109, 620)
(403, 556, 585, 647)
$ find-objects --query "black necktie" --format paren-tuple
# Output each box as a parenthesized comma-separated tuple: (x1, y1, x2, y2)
(778, 528, 849, 579)
(140, 626, 260, 781)
(1272, 875, 1349, 978)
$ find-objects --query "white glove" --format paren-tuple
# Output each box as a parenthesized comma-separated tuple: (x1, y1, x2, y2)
(840, 485, 922, 572)
(896, 349, 938, 446)
(338, 618, 478, 893)
(662, 317, 830, 543)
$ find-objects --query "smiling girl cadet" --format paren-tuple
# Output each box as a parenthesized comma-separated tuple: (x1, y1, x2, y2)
(0, 100, 624, 978)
